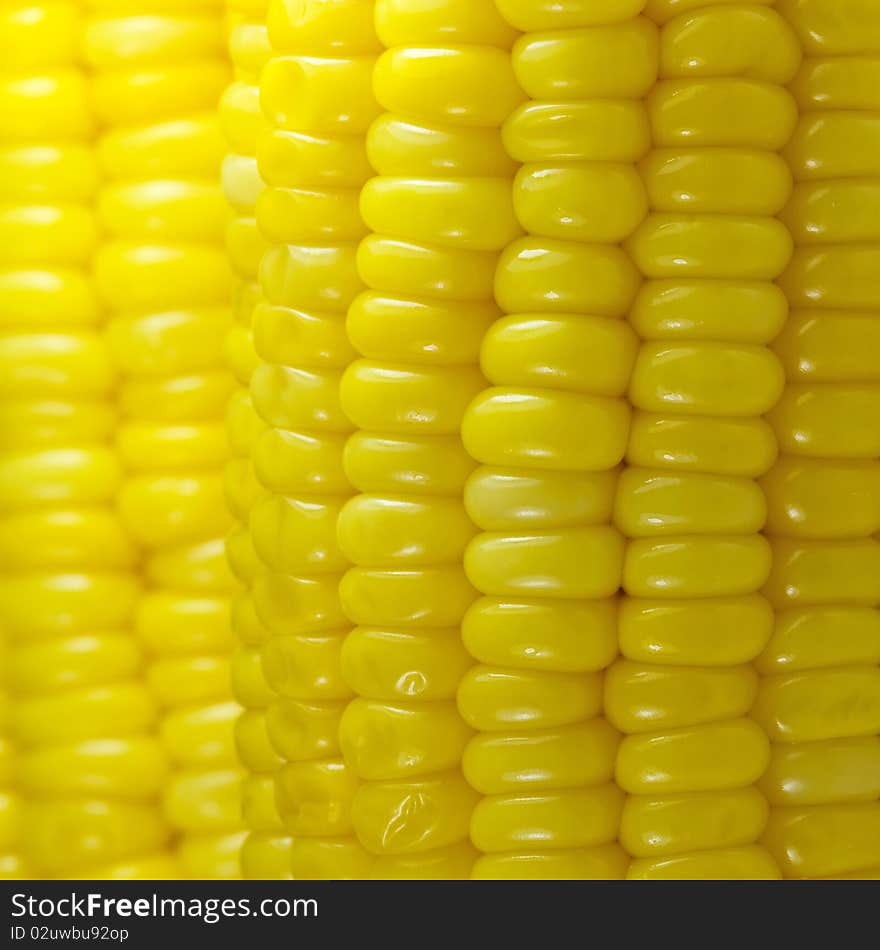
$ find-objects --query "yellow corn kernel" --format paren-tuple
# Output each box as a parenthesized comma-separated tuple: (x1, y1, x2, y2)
(616, 719, 771, 795)
(9, 635, 142, 695)
(496, 238, 640, 317)
(351, 772, 478, 856)
(752, 669, 880, 743)
(661, 7, 801, 83)
(763, 538, 880, 607)
(458, 668, 603, 732)
(462, 598, 618, 673)
(481, 315, 638, 396)
(614, 468, 767, 537)
(619, 596, 774, 667)
(19, 740, 166, 799)
(763, 805, 880, 879)
(465, 527, 624, 599)
(778, 0, 880, 55)
(649, 78, 798, 150)
(627, 412, 778, 478)
(463, 390, 630, 472)
(463, 720, 620, 795)
(773, 311, 880, 382)
(472, 784, 624, 853)
(504, 100, 650, 164)
(789, 57, 880, 112)
(759, 737, 880, 807)
(623, 535, 773, 598)
(239, 833, 293, 881)
(756, 607, 880, 674)
(604, 661, 758, 734)
(620, 788, 770, 858)
(512, 19, 659, 99)
(341, 628, 472, 702)
(23, 800, 170, 877)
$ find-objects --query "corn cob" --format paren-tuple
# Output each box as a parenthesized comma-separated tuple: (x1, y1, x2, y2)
(220, 0, 291, 881)
(610, 0, 800, 879)
(0, 0, 876, 884)
(332, 0, 523, 880)
(83, 0, 245, 879)
(0, 0, 174, 878)
(251, 0, 380, 879)
(756, 0, 880, 880)
(455, 0, 644, 881)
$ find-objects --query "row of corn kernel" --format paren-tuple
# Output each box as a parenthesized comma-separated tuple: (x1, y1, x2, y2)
(0, 0, 171, 878)
(249, 0, 379, 879)
(84, 0, 244, 878)
(756, 0, 880, 880)
(335, 0, 521, 879)
(221, 0, 292, 881)
(613, 0, 799, 880)
(456, 1, 648, 880)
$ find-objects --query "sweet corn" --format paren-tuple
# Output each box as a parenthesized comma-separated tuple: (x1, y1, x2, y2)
(0, 0, 171, 877)
(84, 0, 244, 878)
(756, 0, 880, 880)
(1, 0, 878, 884)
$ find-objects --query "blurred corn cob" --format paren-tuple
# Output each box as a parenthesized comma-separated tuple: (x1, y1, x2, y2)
(83, 0, 244, 879)
(0, 0, 173, 878)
